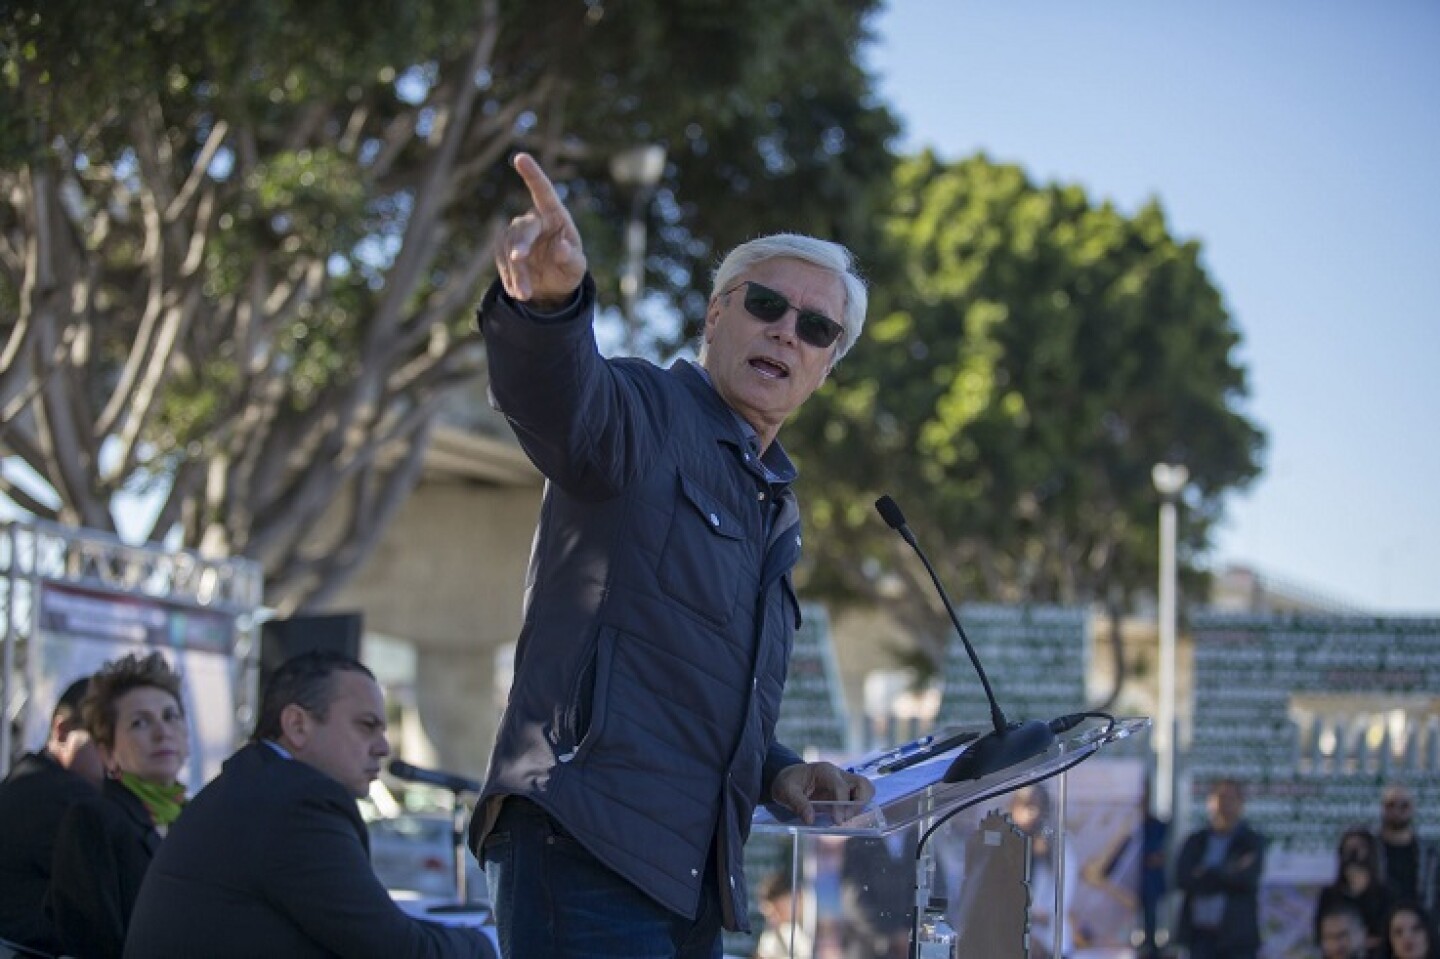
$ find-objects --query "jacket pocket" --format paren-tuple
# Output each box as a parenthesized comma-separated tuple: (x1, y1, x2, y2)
(658, 472, 746, 625)
(561, 628, 616, 763)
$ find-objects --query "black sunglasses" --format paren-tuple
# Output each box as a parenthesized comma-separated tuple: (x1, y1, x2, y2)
(724, 281, 845, 350)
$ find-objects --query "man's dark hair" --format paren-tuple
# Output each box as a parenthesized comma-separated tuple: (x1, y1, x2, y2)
(252, 651, 374, 742)
(1318, 897, 1367, 928)
(1211, 777, 1245, 800)
(53, 676, 91, 724)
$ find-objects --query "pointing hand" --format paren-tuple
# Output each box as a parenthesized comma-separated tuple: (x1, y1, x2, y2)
(495, 153, 588, 309)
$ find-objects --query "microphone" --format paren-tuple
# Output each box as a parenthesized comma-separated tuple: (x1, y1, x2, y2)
(875, 495, 1055, 782)
(387, 759, 481, 794)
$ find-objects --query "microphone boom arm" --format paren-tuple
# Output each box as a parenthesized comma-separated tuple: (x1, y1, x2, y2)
(874, 495, 1055, 782)
(908, 534, 1008, 736)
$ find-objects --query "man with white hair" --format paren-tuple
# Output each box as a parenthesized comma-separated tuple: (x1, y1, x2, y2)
(470, 153, 874, 958)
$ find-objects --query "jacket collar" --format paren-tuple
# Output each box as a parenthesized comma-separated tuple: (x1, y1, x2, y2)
(672, 360, 798, 485)
(102, 777, 165, 851)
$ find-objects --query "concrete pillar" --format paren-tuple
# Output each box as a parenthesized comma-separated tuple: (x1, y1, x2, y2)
(415, 645, 498, 780)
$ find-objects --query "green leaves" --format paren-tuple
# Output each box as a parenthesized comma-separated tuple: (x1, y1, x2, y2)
(790, 152, 1266, 637)
(1, 0, 898, 610)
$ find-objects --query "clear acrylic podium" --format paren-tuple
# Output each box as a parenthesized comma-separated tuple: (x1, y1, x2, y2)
(750, 716, 1148, 958)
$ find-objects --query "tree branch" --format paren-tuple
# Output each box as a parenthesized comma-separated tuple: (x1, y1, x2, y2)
(163, 118, 229, 225)
(246, 382, 449, 566)
(293, 416, 436, 612)
(0, 472, 57, 520)
(145, 458, 203, 544)
(95, 185, 167, 436)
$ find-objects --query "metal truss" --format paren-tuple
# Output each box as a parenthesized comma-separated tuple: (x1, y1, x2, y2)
(1, 519, 264, 772)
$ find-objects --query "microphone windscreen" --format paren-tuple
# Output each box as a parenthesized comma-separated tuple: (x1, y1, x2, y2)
(388, 759, 417, 778)
(875, 495, 908, 531)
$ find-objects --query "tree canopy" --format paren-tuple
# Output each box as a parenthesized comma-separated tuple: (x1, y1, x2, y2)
(788, 151, 1266, 666)
(2, 5, 1265, 649)
(0, 0, 896, 611)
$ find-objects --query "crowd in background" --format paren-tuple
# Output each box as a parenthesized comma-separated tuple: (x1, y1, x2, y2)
(750, 777, 1438, 959)
(1307, 783, 1440, 959)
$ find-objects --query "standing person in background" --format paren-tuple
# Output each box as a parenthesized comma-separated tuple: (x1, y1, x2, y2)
(1138, 779, 1169, 959)
(1315, 826, 1397, 955)
(470, 153, 874, 959)
(838, 833, 915, 959)
(47, 652, 189, 959)
(0, 676, 103, 954)
(1009, 783, 1077, 959)
(1378, 785, 1440, 917)
(752, 870, 812, 959)
(1174, 778, 1266, 959)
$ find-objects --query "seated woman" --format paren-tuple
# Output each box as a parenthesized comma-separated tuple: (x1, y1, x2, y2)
(46, 651, 189, 959)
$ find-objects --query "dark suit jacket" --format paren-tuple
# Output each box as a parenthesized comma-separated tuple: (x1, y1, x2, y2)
(123, 742, 487, 959)
(1175, 820, 1266, 952)
(839, 834, 917, 944)
(47, 777, 163, 959)
(0, 750, 98, 953)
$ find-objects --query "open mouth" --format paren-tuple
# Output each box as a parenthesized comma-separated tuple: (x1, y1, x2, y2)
(749, 357, 789, 379)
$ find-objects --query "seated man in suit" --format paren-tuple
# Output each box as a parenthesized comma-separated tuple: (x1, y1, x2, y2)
(124, 651, 490, 958)
(0, 676, 103, 954)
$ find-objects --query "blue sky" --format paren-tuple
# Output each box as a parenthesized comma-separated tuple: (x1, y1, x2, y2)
(866, 1, 1440, 612)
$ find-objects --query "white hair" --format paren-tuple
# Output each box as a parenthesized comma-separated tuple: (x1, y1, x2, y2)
(708, 233, 868, 364)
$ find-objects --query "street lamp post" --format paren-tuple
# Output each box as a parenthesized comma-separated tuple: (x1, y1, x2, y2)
(1152, 462, 1189, 822)
(608, 144, 667, 346)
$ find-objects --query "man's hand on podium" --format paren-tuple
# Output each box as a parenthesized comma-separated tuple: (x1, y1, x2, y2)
(770, 761, 875, 825)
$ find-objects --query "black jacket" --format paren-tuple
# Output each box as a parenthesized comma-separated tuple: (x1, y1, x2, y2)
(47, 778, 162, 959)
(1175, 820, 1267, 951)
(123, 742, 487, 959)
(1377, 832, 1440, 917)
(0, 750, 98, 953)
(470, 278, 804, 932)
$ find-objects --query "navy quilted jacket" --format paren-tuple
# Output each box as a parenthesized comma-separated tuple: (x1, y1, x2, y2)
(470, 277, 805, 931)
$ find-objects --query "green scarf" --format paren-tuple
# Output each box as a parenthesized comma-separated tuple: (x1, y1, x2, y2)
(119, 771, 187, 827)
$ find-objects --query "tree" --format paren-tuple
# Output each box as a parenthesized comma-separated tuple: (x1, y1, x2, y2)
(788, 151, 1266, 672)
(0, 0, 896, 612)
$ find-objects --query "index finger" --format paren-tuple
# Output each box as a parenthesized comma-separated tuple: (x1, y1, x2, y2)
(512, 152, 567, 217)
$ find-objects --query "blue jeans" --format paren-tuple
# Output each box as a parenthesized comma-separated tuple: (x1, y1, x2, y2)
(482, 797, 723, 959)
